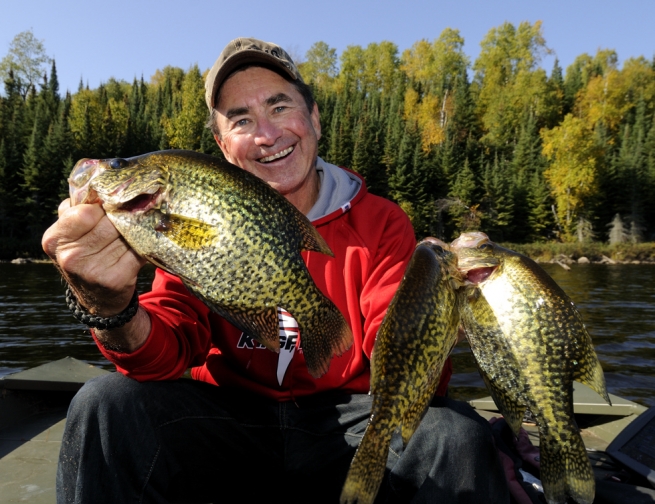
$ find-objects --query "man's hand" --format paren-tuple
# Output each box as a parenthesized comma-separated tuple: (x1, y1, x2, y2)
(42, 199, 151, 352)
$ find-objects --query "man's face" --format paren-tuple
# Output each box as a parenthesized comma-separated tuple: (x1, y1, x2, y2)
(214, 66, 321, 212)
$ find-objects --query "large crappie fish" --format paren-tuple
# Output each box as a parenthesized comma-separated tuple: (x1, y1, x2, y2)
(340, 238, 462, 504)
(452, 231, 610, 504)
(68, 149, 353, 378)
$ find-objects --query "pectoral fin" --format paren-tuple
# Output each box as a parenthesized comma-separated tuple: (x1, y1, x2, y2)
(155, 213, 218, 250)
(571, 333, 611, 405)
(481, 373, 527, 436)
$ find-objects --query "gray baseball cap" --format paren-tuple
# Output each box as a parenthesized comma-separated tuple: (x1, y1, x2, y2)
(205, 37, 304, 111)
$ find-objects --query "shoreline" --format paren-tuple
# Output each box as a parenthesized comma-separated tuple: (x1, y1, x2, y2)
(535, 255, 655, 268)
(2, 258, 53, 264)
(6, 240, 655, 266)
(4, 256, 655, 267)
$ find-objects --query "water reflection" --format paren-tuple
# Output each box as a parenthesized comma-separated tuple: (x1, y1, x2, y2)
(0, 262, 154, 376)
(1, 262, 654, 406)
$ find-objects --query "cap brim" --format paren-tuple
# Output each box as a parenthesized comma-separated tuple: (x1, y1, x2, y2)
(207, 51, 298, 110)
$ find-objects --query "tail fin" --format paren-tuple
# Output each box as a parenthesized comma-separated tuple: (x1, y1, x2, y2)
(340, 427, 391, 504)
(300, 300, 353, 378)
(539, 430, 595, 504)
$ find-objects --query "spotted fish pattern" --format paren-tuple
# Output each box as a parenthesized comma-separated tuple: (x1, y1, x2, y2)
(453, 231, 610, 504)
(340, 239, 462, 504)
(68, 150, 353, 378)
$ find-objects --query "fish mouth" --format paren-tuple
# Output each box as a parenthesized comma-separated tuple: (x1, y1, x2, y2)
(258, 146, 294, 163)
(105, 189, 162, 214)
(118, 192, 160, 212)
(462, 266, 498, 285)
(69, 159, 103, 205)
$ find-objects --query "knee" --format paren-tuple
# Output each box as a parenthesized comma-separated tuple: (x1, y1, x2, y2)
(417, 398, 496, 455)
(67, 373, 143, 424)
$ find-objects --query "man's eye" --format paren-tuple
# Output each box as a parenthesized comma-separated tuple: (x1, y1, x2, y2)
(235, 119, 248, 126)
(274, 106, 286, 113)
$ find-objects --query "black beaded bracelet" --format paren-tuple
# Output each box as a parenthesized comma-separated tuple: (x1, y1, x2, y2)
(65, 285, 139, 330)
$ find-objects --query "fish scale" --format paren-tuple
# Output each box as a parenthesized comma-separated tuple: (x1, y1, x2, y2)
(68, 149, 353, 378)
(453, 231, 610, 504)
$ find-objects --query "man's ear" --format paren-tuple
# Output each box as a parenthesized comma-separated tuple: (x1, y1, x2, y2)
(214, 134, 228, 157)
(311, 102, 321, 142)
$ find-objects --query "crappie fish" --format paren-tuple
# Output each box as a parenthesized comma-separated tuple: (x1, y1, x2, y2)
(452, 231, 610, 504)
(340, 238, 462, 504)
(68, 150, 353, 378)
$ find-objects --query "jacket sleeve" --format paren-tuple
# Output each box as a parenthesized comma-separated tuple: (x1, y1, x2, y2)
(94, 269, 214, 381)
(357, 204, 453, 396)
(359, 205, 416, 359)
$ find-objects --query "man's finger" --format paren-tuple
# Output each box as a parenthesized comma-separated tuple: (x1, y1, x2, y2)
(58, 198, 72, 216)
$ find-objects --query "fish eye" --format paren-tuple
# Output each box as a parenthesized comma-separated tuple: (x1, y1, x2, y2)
(109, 158, 126, 169)
(478, 243, 493, 251)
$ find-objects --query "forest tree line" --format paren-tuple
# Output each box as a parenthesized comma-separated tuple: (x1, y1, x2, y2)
(1, 22, 655, 259)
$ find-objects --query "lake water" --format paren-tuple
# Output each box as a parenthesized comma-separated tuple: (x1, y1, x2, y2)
(1, 261, 654, 407)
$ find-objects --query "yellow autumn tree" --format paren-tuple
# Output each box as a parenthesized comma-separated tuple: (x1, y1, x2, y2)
(473, 21, 554, 149)
(69, 88, 104, 155)
(574, 54, 655, 134)
(401, 28, 468, 151)
(541, 114, 600, 240)
(298, 41, 338, 92)
(337, 41, 399, 95)
(577, 70, 630, 133)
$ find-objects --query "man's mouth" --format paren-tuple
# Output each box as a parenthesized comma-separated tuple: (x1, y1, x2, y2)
(258, 146, 294, 163)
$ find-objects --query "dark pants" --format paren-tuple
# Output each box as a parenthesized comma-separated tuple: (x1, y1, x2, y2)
(57, 373, 509, 503)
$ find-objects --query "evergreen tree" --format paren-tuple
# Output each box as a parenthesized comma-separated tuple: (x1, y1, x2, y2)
(0, 70, 27, 242)
(166, 65, 206, 151)
(326, 91, 354, 166)
(546, 59, 565, 124)
(351, 94, 386, 196)
(526, 168, 555, 241)
(480, 155, 514, 241)
(445, 158, 479, 237)
(126, 78, 146, 155)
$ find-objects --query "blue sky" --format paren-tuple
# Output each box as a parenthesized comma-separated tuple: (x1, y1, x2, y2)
(2, 0, 654, 94)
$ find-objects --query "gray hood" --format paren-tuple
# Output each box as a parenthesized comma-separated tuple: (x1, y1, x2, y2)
(306, 157, 362, 222)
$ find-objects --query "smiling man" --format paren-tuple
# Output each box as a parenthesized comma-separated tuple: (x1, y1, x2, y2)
(211, 65, 322, 214)
(43, 38, 508, 503)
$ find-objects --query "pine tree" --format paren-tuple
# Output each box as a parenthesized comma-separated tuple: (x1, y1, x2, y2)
(526, 168, 555, 241)
(326, 92, 354, 166)
(445, 158, 479, 237)
(0, 70, 27, 242)
(166, 65, 206, 151)
(380, 77, 406, 177)
(548, 59, 565, 121)
(126, 78, 145, 155)
(351, 95, 386, 196)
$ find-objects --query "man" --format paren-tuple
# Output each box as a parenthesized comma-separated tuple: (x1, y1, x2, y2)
(43, 38, 508, 503)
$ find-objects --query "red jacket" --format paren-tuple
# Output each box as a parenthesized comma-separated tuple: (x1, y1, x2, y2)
(96, 170, 452, 400)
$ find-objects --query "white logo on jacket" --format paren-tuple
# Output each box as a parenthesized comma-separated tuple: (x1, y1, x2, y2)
(235, 307, 300, 385)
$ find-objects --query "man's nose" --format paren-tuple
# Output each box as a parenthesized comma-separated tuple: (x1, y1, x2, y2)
(254, 116, 282, 145)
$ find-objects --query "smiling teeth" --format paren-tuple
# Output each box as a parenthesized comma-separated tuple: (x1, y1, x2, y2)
(259, 146, 293, 163)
